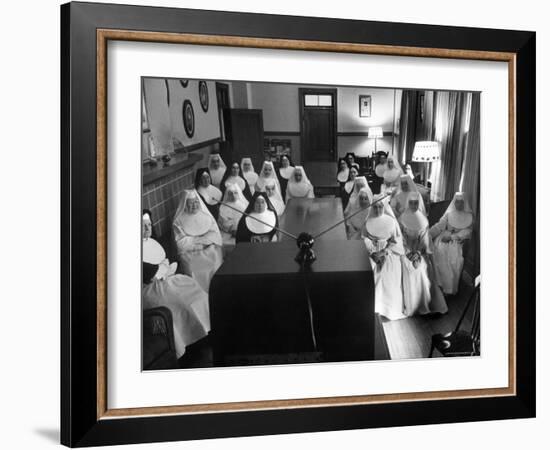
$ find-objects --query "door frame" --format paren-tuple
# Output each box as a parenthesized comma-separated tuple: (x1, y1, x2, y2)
(299, 87, 338, 162)
(215, 82, 230, 141)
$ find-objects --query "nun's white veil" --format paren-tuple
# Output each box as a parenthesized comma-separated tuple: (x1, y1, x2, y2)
(240, 157, 258, 188)
(264, 179, 286, 216)
(219, 183, 249, 223)
(345, 181, 373, 216)
(286, 165, 313, 198)
(173, 189, 221, 244)
(207, 154, 227, 187)
(444, 192, 474, 229)
(399, 191, 429, 231)
(394, 174, 426, 214)
(346, 187, 374, 230)
(256, 161, 281, 192)
(364, 193, 399, 239)
(383, 156, 404, 184)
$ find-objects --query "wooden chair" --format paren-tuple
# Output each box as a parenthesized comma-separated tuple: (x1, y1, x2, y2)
(143, 306, 178, 370)
(428, 281, 480, 357)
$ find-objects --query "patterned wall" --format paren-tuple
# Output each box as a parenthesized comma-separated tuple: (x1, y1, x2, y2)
(142, 168, 195, 240)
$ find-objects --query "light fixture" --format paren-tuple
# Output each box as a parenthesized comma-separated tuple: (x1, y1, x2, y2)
(412, 141, 440, 162)
(368, 127, 384, 152)
(412, 141, 440, 185)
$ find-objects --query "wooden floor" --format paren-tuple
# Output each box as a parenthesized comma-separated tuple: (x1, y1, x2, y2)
(382, 281, 475, 360)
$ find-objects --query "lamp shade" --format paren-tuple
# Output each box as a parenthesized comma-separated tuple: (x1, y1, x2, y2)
(368, 126, 383, 139)
(412, 141, 440, 162)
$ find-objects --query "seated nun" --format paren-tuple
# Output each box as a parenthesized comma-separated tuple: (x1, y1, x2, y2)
(265, 179, 286, 217)
(142, 261, 210, 360)
(341, 165, 359, 210)
(390, 174, 427, 218)
(217, 183, 249, 252)
(172, 190, 223, 293)
(207, 153, 227, 188)
(220, 161, 253, 201)
(240, 157, 258, 194)
(362, 194, 406, 321)
(142, 209, 178, 278)
(336, 158, 350, 189)
(374, 151, 388, 194)
(276, 155, 294, 201)
(429, 192, 474, 295)
(255, 161, 281, 193)
(345, 152, 360, 171)
(236, 192, 279, 243)
(195, 168, 222, 220)
(344, 176, 368, 215)
(285, 166, 315, 202)
(399, 193, 448, 316)
(345, 187, 373, 240)
(381, 156, 404, 194)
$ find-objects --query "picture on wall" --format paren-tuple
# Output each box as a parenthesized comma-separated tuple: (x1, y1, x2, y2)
(359, 94, 372, 117)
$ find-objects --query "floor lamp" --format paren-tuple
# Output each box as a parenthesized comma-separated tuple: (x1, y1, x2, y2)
(412, 141, 440, 186)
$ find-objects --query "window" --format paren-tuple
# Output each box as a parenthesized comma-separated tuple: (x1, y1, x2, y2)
(304, 94, 332, 107)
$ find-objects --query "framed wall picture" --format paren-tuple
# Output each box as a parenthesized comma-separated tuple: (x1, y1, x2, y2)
(61, 2, 535, 447)
(359, 95, 372, 117)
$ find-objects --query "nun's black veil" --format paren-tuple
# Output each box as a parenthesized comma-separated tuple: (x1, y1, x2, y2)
(193, 167, 220, 219)
(236, 191, 279, 243)
(219, 161, 253, 201)
(194, 167, 211, 188)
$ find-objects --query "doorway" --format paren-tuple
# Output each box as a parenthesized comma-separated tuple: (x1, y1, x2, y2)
(299, 88, 337, 162)
(216, 82, 230, 141)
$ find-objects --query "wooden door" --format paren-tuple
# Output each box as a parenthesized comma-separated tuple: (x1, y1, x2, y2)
(223, 109, 264, 168)
(300, 88, 337, 162)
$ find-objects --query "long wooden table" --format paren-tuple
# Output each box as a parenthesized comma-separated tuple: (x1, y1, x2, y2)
(279, 197, 346, 241)
(209, 197, 376, 367)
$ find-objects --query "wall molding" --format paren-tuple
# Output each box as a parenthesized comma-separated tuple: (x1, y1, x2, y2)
(264, 131, 301, 136)
(337, 131, 396, 137)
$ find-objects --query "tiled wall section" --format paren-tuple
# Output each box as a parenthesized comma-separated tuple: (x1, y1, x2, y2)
(143, 168, 194, 239)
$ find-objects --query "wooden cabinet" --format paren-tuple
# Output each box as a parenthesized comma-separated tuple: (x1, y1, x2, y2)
(222, 108, 264, 168)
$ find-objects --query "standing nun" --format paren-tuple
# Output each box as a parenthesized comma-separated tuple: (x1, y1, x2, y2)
(391, 174, 426, 218)
(172, 190, 223, 293)
(265, 179, 286, 217)
(429, 192, 474, 295)
(255, 161, 281, 193)
(362, 194, 406, 320)
(399, 192, 448, 316)
(207, 153, 227, 188)
(220, 161, 253, 201)
(285, 166, 315, 202)
(240, 157, 259, 194)
(236, 192, 279, 243)
(276, 154, 294, 201)
(345, 186, 373, 240)
(194, 168, 222, 220)
(381, 156, 404, 194)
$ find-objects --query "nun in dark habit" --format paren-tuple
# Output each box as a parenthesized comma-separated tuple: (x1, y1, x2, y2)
(235, 191, 279, 244)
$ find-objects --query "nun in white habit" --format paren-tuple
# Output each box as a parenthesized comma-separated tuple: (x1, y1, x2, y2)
(172, 190, 223, 293)
(207, 153, 227, 188)
(342, 165, 359, 210)
(399, 192, 448, 316)
(285, 166, 315, 201)
(255, 161, 281, 194)
(236, 192, 279, 243)
(390, 174, 427, 218)
(240, 157, 259, 193)
(217, 183, 249, 251)
(265, 179, 286, 217)
(362, 194, 406, 321)
(142, 262, 210, 359)
(429, 192, 474, 295)
(344, 176, 368, 216)
(345, 186, 373, 240)
(381, 156, 404, 194)
(142, 209, 178, 279)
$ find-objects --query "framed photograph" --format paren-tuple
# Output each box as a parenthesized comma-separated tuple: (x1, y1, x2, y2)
(61, 2, 535, 447)
(359, 94, 372, 117)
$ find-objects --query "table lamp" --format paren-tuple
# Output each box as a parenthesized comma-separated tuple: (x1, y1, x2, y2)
(368, 126, 384, 152)
(412, 140, 440, 185)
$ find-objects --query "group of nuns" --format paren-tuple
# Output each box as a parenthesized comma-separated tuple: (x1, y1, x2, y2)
(338, 152, 475, 320)
(165, 154, 316, 291)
